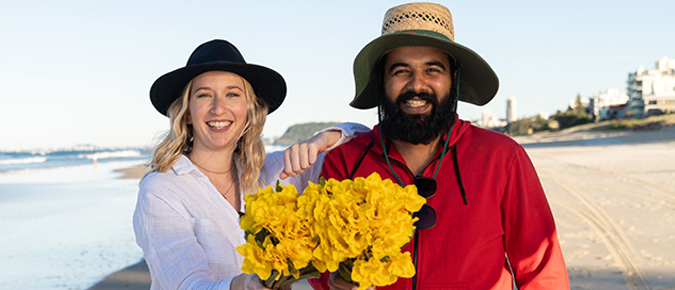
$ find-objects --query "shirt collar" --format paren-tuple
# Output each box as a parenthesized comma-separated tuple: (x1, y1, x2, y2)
(172, 155, 198, 175)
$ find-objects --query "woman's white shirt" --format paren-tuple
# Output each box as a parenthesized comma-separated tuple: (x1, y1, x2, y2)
(132, 122, 369, 290)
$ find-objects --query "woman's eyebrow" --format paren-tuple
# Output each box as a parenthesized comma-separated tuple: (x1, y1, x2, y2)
(225, 85, 243, 91)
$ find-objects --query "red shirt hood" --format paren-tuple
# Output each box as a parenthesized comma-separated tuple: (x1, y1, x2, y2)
(354, 115, 472, 162)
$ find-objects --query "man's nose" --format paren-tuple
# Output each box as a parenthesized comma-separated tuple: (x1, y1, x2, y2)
(407, 72, 427, 93)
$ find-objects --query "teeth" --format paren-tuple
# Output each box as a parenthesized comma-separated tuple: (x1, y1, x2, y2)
(406, 100, 427, 107)
(207, 121, 232, 129)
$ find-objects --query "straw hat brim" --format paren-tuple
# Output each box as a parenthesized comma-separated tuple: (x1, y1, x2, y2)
(150, 62, 286, 116)
(351, 30, 499, 109)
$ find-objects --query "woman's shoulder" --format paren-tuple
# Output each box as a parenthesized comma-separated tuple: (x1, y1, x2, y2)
(138, 169, 192, 199)
(140, 155, 197, 191)
(141, 170, 175, 187)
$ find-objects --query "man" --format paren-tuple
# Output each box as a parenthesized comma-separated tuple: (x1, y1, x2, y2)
(309, 3, 569, 290)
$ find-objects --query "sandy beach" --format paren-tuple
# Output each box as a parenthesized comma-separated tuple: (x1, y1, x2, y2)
(114, 165, 150, 180)
(93, 126, 675, 290)
(518, 126, 675, 290)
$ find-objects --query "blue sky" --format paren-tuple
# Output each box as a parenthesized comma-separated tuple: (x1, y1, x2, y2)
(1, 0, 673, 150)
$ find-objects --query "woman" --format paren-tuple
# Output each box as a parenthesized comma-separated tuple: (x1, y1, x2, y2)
(133, 39, 365, 290)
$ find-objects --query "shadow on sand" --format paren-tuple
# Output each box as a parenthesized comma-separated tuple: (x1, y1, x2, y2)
(88, 259, 150, 290)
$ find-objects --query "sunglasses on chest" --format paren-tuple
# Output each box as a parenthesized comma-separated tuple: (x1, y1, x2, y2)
(378, 123, 451, 230)
(411, 176, 437, 229)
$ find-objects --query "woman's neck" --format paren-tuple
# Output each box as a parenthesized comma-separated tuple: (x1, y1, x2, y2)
(187, 147, 236, 173)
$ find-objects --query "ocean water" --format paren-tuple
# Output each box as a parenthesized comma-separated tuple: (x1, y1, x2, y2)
(0, 148, 150, 290)
(0, 145, 288, 290)
(0, 147, 151, 174)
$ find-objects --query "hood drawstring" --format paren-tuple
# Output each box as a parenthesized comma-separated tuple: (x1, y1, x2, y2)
(433, 65, 467, 205)
(452, 143, 467, 205)
(350, 142, 374, 180)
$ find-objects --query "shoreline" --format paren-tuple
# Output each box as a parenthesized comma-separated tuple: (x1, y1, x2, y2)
(0, 160, 145, 290)
(91, 126, 675, 290)
(114, 164, 149, 180)
(88, 165, 151, 290)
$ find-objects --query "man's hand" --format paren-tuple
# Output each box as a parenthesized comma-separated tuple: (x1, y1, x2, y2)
(230, 273, 271, 290)
(279, 130, 341, 179)
(327, 272, 374, 290)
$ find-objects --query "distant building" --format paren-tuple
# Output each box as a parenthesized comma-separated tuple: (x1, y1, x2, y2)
(626, 56, 675, 117)
(600, 104, 627, 121)
(538, 111, 549, 120)
(261, 136, 276, 146)
(592, 88, 629, 121)
(476, 109, 507, 128)
(506, 96, 517, 123)
(568, 96, 591, 111)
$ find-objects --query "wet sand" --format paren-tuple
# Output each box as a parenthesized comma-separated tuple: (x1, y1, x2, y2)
(92, 126, 675, 290)
(87, 260, 151, 290)
(114, 164, 149, 180)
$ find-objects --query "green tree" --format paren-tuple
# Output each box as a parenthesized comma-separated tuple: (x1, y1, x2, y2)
(506, 116, 550, 136)
(273, 122, 340, 145)
(550, 95, 592, 130)
(573, 94, 587, 118)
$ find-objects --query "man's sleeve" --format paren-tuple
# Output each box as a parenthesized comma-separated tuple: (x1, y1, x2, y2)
(501, 146, 570, 289)
(319, 144, 350, 181)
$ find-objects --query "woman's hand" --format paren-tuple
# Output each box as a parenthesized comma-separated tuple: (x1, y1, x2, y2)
(230, 273, 272, 290)
(279, 130, 341, 179)
(328, 272, 375, 290)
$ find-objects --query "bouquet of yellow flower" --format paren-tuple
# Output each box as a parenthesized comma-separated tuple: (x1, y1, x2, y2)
(237, 182, 320, 290)
(237, 173, 425, 290)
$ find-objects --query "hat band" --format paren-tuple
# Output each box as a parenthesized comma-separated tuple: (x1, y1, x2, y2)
(389, 30, 453, 42)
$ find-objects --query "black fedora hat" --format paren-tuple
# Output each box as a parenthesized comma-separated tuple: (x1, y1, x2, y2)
(150, 39, 286, 116)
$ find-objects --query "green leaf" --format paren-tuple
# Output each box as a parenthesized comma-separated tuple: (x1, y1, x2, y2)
(337, 260, 356, 284)
(276, 180, 282, 192)
(319, 177, 326, 186)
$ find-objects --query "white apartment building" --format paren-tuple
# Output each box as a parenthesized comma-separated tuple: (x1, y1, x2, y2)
(506, 96, 517, 123)
(477, 109, 507, 128)
(592, 88, 629, 121)
(626, 56, 675, 116)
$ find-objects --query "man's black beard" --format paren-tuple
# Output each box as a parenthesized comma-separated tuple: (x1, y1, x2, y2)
(379, 90, 455, 145)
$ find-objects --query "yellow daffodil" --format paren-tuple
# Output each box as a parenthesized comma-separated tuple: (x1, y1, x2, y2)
(237, 173, 424, 290)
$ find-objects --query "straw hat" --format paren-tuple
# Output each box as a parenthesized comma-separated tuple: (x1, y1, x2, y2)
(150, 39, 286, 116)
(351, 2, 499, 109)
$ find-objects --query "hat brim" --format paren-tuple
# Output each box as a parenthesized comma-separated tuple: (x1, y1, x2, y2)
(150, 62, 286, 116)
(351, 30, 499, 109)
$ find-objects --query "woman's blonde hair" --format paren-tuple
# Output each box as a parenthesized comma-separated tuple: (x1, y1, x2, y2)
(147, 74, 268, 197)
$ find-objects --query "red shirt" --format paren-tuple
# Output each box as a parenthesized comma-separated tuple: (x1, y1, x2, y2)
(309, 118, 569, 290)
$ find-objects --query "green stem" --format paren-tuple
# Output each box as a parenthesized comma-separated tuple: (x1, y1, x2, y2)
(337, 260, 355, 284)
(277, 268, 322, 289)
